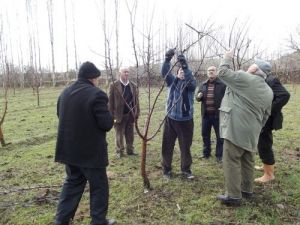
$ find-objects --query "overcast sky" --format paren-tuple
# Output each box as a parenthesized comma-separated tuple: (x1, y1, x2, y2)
(1, 0, 300, 71)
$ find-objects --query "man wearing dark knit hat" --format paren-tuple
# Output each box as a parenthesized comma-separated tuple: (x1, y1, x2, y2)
(54, 61, 116, 225)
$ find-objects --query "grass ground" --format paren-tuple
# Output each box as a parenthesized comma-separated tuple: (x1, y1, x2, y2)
(0, 84, 299, 225)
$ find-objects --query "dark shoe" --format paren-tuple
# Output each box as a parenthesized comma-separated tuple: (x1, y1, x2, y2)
(200, 154, 210, 159)
(127, 152, 138, 156)
(163, 170, 172, 179)
(216, 157, 222, 163)
(216, 194, 241, 206)
(241, 191, 253, 199)
(182, 170, 195, 180)
(106, 219, 117, 225)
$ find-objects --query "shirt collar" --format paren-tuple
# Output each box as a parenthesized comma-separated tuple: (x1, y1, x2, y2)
(120, 79, 129, 86)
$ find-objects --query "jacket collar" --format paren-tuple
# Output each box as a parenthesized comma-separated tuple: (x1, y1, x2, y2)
(120, 78, 130, 86)
(77, 78, 95, 86)
(203, 77, 221, 84)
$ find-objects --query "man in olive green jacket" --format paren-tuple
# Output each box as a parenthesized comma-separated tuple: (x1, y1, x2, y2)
(216, 50, 273, 206)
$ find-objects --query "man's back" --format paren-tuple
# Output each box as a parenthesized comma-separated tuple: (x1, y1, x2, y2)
(218, 59, 273, 151)
(56, 78, 113, 168)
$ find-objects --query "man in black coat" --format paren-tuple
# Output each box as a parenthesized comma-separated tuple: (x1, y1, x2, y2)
(54, 62, 116, 225)
(195, 66, 226, 162)
(254, 59, 290, 183)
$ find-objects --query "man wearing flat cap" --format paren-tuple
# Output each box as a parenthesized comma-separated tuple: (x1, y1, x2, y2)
(216, 50, 273, 206)
(54, 62, 116, 225)
(254, 59, 290, 184)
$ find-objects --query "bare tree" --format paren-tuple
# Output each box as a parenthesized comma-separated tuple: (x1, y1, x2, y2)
(114, 0, 120, 69)
(35, 8, 42, 106)
(64, 0, 69, 83)
(0, 17, 9, 146)
(47, 0, 56, 86)
(288, 25, 300, 53)
(0, 66, 9, 147)
(26, 0, 42, 105)
(98, 0, 114, 86)
(0, 56, 11, 146)
(71, 0, 78, 71)
(226, 19, 262, 70)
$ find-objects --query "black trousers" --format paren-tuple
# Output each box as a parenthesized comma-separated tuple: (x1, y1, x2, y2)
(54, 164, 109, 225)
(161, 117, 193, 172)
(201, 114, 223, 158)
(257, 127, 275, 165)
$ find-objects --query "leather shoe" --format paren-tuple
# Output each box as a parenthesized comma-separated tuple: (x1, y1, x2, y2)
(241, 191, 253, 199)
(127, 152, 138, 156)
(217, 194, 241, 206)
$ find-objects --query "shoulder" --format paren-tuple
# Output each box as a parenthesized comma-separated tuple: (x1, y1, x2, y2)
(202, 79, 208, 85)
(215, 78, 224, 84)
(110, 80, 121, 87)
(130, 80, 137, 87)
(94, 88, 108, 101)
(265, 74, 278, 86)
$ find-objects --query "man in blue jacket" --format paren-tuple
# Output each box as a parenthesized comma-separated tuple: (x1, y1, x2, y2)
(54, 62, 116, 225)
(161, 49, 196, 179)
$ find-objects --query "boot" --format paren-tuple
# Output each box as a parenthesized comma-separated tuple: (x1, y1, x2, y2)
(254, 164, 275, 183)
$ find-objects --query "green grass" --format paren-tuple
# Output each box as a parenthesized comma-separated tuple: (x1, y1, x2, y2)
(0, 85, 299, 225)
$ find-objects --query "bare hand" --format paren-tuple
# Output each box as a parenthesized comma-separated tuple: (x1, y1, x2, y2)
(247, 64, 258, 74)
(224, 49, 234, 59)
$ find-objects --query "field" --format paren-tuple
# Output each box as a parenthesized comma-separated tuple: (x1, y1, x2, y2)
(0, 84, 300, 225)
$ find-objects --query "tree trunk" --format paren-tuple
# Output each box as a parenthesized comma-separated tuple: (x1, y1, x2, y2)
(0, 126, 6, 147)
(141, 138, 151, 190)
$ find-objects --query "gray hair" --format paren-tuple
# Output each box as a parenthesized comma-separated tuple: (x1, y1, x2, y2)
(119, 67, 130, 73)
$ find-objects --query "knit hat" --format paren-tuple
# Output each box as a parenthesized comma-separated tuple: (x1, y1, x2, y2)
(255, 59, 271, 75)
(78, 61, 101, 79)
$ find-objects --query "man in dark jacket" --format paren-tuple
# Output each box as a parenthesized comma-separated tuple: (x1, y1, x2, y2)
(54, 62, 116, 225)
(254, 59, 290, 183)
(161, 49, 196, 179)
(195, 66, 226, 162)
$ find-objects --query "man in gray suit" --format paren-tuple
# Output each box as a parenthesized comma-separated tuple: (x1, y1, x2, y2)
(216, 50, 273, 206)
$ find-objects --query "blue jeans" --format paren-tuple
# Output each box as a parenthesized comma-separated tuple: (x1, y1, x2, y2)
(201, 114, 223, 158)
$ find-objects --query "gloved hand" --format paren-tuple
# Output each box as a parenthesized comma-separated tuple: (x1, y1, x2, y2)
(177, 54, 188, 69)
(165, 49, 175, 61)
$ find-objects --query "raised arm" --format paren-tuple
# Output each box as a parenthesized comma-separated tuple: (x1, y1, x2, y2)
(177, 54, 196, 92)
(161, 49, 176, 86)
(217, 50, 248, 91)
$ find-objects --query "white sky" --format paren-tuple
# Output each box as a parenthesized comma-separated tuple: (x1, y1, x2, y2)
(1, 0, 300, 72)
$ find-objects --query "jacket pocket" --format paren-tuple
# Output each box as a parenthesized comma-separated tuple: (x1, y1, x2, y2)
(219, 106, 232, 127)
